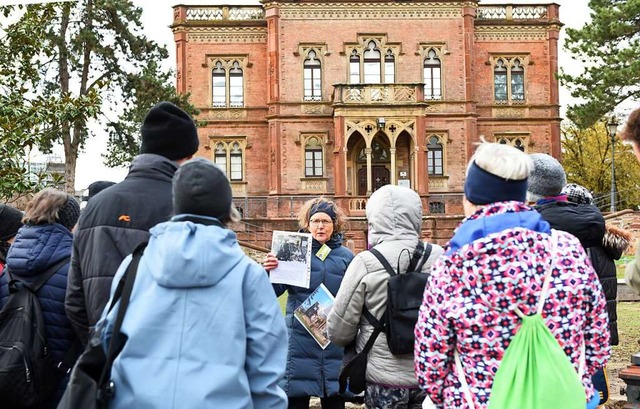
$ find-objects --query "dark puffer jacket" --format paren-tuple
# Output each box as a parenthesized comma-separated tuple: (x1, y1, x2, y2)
(535, 199, 621, 345)
(588, 225, 631, 346)
(272, 235, 354, 398)
(66, 154, 178, 345)
(0, 223, 79, 406)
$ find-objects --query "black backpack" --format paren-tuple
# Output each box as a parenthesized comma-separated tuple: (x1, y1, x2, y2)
(370, 242, 432, 355)
(0, 256, 70, 408)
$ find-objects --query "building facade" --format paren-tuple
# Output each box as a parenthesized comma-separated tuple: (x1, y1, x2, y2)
(172, 1, 562, 219)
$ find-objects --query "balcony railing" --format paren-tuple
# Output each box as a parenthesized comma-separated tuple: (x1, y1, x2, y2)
(333, 83, 424, 105)
(477, 5, 548, 20)
(183, 6, 265, 22)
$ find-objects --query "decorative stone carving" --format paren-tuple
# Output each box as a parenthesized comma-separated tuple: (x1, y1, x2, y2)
(184, 27, 267, 43)
(185, 6, 264, 21)
(477, 5, 547, 20)
(475, 26, 547, 42)
(231, 183, 247, 197)
(207, 109, 248, 120)
(278, 4, 462, 20)
(302, 179, 327, 192)
(429, 178, 448, 190)
(349, 198, 367, 212)
(425, 104, 445, 113)
(337, 84, 418, 104)
(301, 104, 325, 115)
(495, 107, 525, 118)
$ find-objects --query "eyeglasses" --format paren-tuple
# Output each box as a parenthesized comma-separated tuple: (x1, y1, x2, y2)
(309, 219, 333, 226)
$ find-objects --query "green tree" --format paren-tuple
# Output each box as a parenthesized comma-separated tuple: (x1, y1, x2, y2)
(559, 0, 640, 128)
(561, 121, 640, 210)
(0, 1, 197, 194)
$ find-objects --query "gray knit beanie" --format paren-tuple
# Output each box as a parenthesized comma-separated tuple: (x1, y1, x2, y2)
(526, 153, 567, 202)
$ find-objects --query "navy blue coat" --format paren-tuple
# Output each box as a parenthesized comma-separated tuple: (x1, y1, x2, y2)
(0, 223, 79, 406)
(273, 235, 354, 398)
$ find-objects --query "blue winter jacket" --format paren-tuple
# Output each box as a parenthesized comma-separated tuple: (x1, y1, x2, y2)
(0, 223, 79, 406)
(272, 235, 354, 398)
(98, 215, 288, 409)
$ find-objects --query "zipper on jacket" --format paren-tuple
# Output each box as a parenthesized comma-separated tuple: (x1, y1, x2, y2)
(0, 344, 31, 382)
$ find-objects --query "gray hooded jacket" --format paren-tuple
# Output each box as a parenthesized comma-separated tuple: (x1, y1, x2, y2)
(327, 185, 444, 387)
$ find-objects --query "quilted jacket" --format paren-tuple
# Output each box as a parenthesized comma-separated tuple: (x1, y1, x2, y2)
(414, 202, 610, 408)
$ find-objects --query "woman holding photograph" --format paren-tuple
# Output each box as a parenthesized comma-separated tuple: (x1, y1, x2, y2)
(263, 197, 355, 409)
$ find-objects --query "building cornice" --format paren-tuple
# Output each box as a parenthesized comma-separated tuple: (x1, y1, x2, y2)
(268, 3, 465, 20)
(474, 25, 550, 42)
(176, 26, 268, 43)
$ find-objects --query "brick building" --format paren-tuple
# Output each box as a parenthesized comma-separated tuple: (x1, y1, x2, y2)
(171, 1, 561, 228)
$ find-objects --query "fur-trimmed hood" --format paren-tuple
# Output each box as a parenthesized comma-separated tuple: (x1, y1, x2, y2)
(602, 224, 632, 260)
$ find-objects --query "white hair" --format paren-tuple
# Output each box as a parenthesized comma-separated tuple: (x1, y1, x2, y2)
(467, 142, 533, 181)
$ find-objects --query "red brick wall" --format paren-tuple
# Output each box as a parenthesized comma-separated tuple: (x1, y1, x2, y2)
(174, 2, 560, 214)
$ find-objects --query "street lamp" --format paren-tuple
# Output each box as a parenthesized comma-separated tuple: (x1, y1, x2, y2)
(606, 116, 619, 212)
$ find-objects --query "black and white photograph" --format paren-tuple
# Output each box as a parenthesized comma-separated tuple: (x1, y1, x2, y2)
(269, 230, 312, 288)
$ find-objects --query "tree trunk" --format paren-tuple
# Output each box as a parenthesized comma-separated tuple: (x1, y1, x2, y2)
(58, 5, 73, 194)
(64, 141, 77, 194)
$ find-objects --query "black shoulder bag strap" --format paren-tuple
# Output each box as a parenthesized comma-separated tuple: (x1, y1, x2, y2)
(96, 242, 147, 398)
(415, 242, 433, 273)
(370, 247, 396, 277)
(7, 256, 71, 294)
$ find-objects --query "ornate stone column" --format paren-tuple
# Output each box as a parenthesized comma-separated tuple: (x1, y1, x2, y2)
(390, 148, 397, 185)
(366, 147, 372, 196)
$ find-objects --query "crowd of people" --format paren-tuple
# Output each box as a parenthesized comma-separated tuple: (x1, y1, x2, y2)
(0, 103, 638, 409)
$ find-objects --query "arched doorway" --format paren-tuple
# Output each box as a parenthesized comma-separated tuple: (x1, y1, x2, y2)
(353, 133, 391, 195)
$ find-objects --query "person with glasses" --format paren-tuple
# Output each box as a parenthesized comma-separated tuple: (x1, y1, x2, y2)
(263, 197, 355, 409)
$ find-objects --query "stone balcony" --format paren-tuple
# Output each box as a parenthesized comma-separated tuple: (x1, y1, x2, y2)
(181, 6, 264, 22)
(475, 4, 560, 24)
(332, 83, 426, 106)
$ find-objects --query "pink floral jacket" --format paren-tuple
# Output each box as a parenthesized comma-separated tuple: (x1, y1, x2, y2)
(414, 201, 610, 408)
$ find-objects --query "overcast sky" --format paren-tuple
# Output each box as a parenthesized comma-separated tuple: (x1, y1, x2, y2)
(63, 0, 594, 190)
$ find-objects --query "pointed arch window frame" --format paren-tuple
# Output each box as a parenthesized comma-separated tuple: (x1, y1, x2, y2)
(210, 138, 247, 182)
(494, 132, 530, 152)
(418, 44, 446, 101)
(489, 54, 530, 105)
(303, 49, 323, 102)
(303, 136, 324, 177)
(426, 134, 445, 176)
(344, 36, 400, 84)
(207, 56, 248, 108)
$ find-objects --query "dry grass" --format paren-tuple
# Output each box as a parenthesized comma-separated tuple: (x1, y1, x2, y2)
(606, 302, 640, 408)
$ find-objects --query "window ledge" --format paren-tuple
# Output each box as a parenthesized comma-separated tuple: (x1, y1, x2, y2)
(300, 177, 327, 181)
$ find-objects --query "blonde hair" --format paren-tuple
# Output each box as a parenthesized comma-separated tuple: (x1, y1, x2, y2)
(297, 197, 348, 235)
(468, 142, 533, 180)
(23, 188, 70, 225)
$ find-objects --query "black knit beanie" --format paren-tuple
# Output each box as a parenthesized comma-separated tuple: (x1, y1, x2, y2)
(88, 181, 116, 200)
(140, 102, 199, 160)
(57, 196, 81, 232)
(0, 204, 23, 242)
(173, 158, 233, 221)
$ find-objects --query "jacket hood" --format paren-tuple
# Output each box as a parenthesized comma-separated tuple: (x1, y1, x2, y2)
(144, 217, 245, 288)
(6, 224, 72, 278)
(602, 224, 632, 260)
(535, 201, 605, 248)
(366, 185, 421, 247)
(448, 201, 550, 255)
(127, 153, 178, 183)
